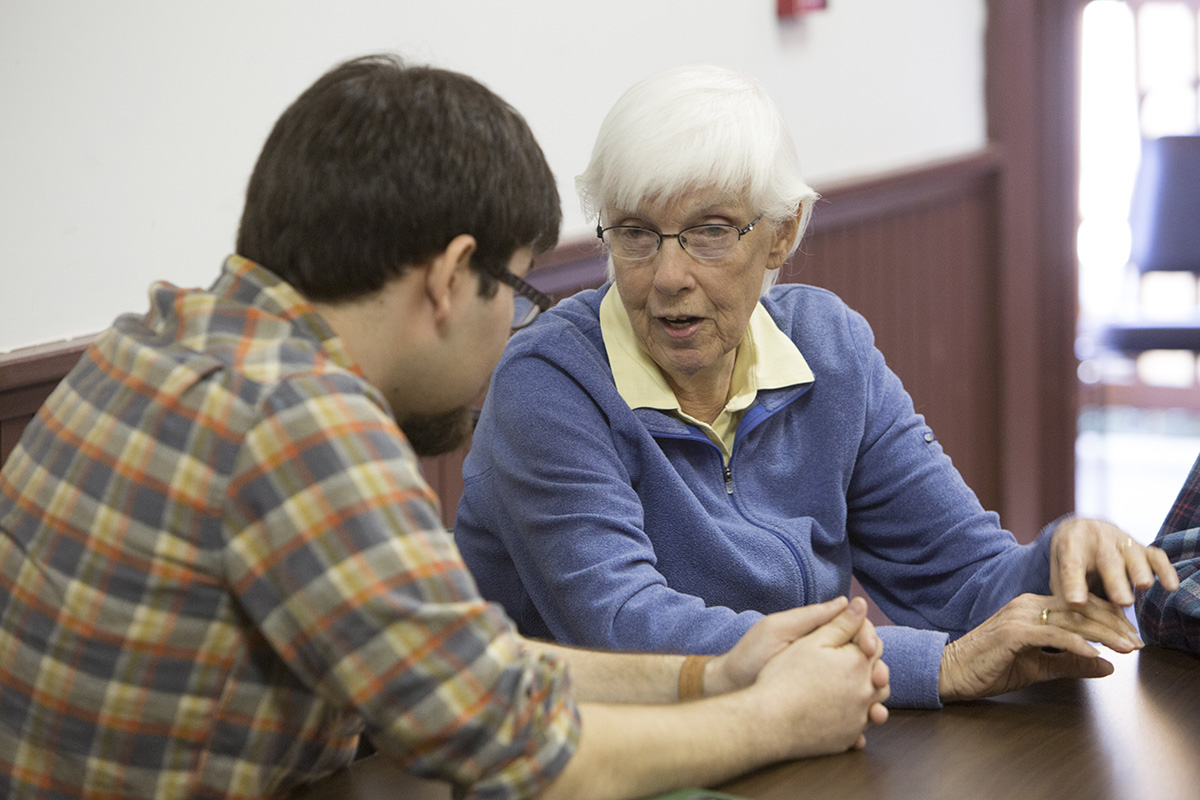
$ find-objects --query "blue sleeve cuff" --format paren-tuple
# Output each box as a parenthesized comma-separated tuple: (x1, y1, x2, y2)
(1021, 515, 1061, 592)
(877, 625, 949, 708)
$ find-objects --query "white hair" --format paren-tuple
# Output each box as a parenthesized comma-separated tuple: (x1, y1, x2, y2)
(577, 64, 818, 273)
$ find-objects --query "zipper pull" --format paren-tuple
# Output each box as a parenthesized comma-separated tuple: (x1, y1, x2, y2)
(723, 465, 733, 494)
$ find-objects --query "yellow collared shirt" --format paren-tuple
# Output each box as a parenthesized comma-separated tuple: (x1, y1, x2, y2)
(599, 288, 814, 462)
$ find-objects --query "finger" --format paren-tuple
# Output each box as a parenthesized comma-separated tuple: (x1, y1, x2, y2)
(1097, 537, 1136, 606)
(1046, 605, 1141, 652)
(853, 617, 880, 658)
(853, 733, 867, 750)
(1043, 593, 1139, 643)
(872, 677, 890, 708)
(1121, 538, 1158, 592)
(761, 596, 850, 642)
(1032, 623, 1105, 660)
(1146, 546, 1181, 592)
(1034, 650, 1114, 682)
(805, 597, 867, 647)
(868, 701, 889, 727)
(871, 655, 889, 691)
(1053, 531, 1091, 606)
(1075, 592, 1140, 640)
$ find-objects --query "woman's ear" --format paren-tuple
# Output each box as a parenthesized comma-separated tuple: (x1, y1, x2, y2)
(425, 234, 477, 324)
(765, 207, 802, 272)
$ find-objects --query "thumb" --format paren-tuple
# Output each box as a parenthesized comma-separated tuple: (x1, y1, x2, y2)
(759, 597, 850, 643)
(805, 596, 868, 647)
(1037, 651, 1114, 682)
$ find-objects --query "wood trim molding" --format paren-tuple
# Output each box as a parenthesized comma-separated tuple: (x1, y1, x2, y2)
(0, 337, 94, 393)
(527, 237, 609, 300)
(0, 337, 96, 465)
(807, 148, 1003, 233)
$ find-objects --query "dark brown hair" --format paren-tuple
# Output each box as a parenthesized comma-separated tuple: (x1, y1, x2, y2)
(237, 54, 560, 302)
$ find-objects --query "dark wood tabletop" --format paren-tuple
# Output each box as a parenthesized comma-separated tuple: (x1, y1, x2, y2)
(291, 645, 1200, 800)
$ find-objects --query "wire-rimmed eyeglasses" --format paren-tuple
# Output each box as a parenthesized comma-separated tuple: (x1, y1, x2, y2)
(492, 268, 553, 329)
(596, 213, 764, 261)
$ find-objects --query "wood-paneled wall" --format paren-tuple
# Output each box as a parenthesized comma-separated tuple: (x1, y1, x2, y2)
(790, 150, 1004, 514)
(0, 338, 92, 468)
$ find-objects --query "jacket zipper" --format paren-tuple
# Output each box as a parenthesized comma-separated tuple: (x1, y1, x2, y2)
(647, 395, 812, 602)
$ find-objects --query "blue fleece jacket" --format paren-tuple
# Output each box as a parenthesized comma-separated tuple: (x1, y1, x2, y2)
(455, 283, 1054, 708)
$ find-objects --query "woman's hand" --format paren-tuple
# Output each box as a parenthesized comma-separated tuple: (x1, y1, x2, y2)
(937, 592, 1138, 702)
(1050, 518, 1179, 606)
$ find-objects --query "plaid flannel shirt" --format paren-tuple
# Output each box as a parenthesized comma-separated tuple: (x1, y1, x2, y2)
(0, 256, 579, 799)
(1136, 452, 1200, 655)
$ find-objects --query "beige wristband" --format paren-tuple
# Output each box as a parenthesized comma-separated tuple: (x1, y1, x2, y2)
(678, 654, 713, 701)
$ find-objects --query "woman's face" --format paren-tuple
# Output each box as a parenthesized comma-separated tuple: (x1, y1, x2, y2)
(607, 192, 796, 391)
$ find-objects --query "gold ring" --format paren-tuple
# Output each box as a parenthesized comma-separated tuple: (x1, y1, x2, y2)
(1040, 607, 1050, 625)
(1119, 537, 1134, 552)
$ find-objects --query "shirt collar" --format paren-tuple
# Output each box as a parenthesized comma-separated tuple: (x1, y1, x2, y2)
(209, 254, 361, 376)
(599, 286, 813, 413)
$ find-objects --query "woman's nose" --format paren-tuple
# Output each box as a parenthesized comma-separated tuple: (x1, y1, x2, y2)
(651, 240, 696, 294)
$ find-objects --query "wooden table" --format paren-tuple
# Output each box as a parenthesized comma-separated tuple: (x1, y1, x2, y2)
(291, 645, 1200, 800)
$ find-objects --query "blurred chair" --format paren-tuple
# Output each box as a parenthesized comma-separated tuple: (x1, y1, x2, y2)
(1094, 135, 1200, 404)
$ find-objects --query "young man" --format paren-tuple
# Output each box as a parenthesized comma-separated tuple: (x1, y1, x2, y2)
(0, 55, 888, 799)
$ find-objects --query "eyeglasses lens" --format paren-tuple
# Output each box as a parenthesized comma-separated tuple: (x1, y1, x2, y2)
(682, 225, 737, 258)
(603, 228, 656, 260)
(603, 225, 738, 260)
(512, 296, 538, 329)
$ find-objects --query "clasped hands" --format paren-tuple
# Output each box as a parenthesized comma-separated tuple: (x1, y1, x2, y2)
(938, 518, 1181, 702)
(704, 596, 890, 758)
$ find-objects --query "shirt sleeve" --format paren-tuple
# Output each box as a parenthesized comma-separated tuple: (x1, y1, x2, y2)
(221, 372, 580, 799)
(830, 302, 1059, 706)
(838, 301, 1055, 626)
(1137, 454, 1200, 655)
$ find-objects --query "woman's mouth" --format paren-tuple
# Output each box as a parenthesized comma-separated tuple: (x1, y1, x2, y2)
(660, 315, 701, 329)
(655, 315, 704, 340)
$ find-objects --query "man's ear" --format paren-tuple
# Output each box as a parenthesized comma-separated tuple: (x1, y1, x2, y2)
(425, 233, 478, 324)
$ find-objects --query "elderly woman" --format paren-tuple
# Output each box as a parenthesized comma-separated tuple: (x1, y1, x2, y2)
(455, 65, 1178, 708)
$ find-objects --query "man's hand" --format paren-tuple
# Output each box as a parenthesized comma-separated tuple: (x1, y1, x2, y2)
(705, 596, 881, 696)
(748, 596, 890, 761)
(1050, 518, 1179, 606)
(538, 599, 890, 800)
(937, 591, 1138, 702)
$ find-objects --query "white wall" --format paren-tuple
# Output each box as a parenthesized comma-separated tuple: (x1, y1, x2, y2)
(0, 0, 986, 352)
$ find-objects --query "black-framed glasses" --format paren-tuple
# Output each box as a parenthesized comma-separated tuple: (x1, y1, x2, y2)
(596, 213, 764, 261)
(492, 268, 553, 329)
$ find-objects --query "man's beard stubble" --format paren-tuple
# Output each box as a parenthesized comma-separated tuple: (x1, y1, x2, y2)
(399, 406, 475, 457)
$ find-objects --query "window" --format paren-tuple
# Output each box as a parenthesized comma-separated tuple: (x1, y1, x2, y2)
(1078, 0, 1200, 337)
(1076, 0, 1200, 542)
